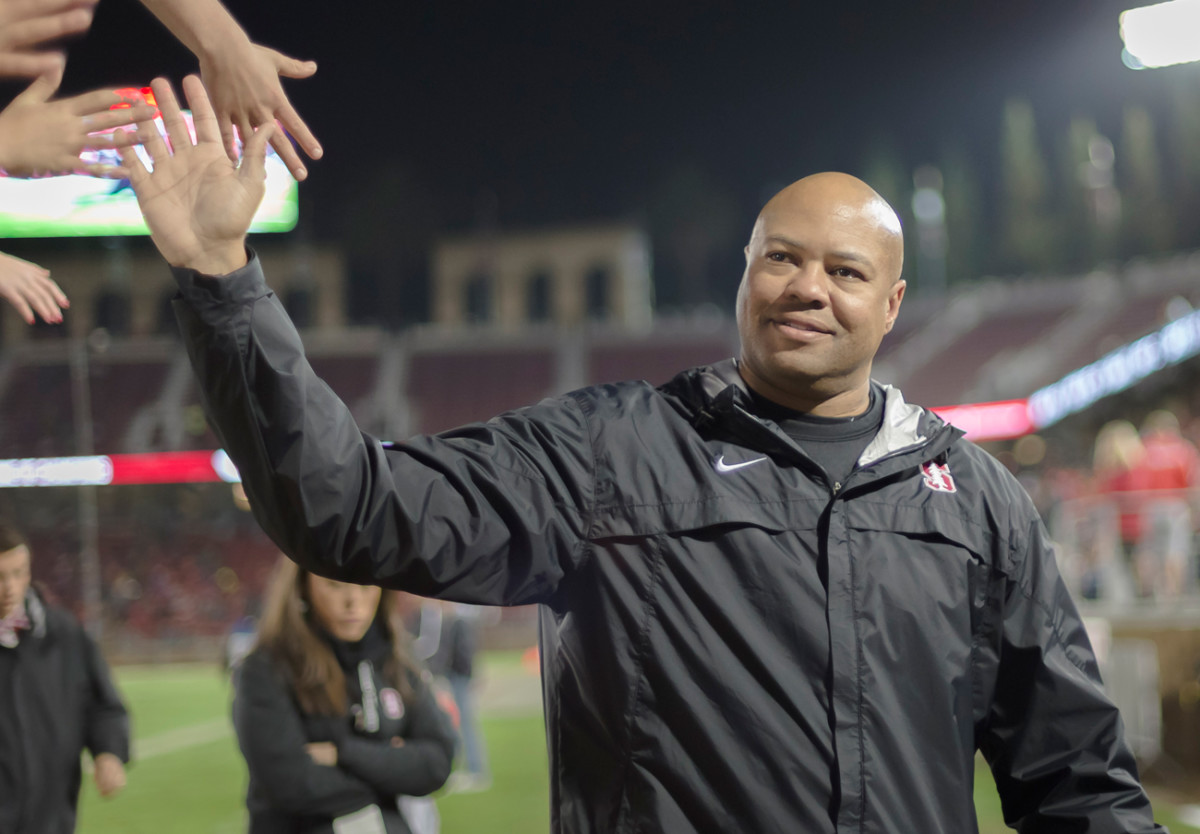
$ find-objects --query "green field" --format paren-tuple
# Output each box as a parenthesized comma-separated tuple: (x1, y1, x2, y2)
(76, 656, 1198, 833)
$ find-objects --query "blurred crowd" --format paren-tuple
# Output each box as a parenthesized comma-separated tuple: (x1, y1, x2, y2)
(1031, 407, 1200, 605)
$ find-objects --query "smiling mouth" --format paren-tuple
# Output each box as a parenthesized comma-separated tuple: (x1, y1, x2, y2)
(772, 319, 832, 339)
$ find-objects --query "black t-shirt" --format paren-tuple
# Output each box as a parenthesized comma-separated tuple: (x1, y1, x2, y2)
(746, 385, 884, 489)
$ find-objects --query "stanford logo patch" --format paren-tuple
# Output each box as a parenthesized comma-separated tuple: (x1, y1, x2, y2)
(921, 461, 957, 493)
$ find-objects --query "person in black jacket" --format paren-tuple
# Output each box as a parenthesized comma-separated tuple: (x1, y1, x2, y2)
(125, 77, 1166, 833)
(0, 522, 130, 834)
(233, 556, 456, 834)
(425, 602, 490, 792)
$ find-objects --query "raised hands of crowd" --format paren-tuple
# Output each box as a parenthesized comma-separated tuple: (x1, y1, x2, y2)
(0, 67, 153, 177)
(0, 0, 96, 78)
(121, 75, 274, 276)
(137, 0, 321, 181)
(0, 250, 68, 323)
(198, 38, 320, 181)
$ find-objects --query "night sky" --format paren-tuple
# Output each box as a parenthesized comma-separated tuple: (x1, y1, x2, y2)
(35, 0, 1200, 320)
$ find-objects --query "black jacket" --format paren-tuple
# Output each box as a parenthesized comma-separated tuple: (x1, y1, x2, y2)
(232, 636, 456, 834)
(0, 588, 130, 834)
(176, 254, 1164, 833)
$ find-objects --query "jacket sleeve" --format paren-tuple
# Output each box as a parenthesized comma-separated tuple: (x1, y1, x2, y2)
(171, 254, 594, 605)
(979, 516, 1166, 833)
(232, 652, 380, 817)
(336, 675, 457, 797)
(82, 630, 130, 763)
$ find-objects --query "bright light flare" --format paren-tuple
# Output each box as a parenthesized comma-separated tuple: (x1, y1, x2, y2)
(1120, 0, 1200, 69)
(930, 400, 1034, 442)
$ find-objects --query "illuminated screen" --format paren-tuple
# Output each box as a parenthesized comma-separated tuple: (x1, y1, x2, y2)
(0, 105, 297, 239)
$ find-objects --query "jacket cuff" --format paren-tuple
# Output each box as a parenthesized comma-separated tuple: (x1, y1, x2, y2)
(170, 247, 270, 312)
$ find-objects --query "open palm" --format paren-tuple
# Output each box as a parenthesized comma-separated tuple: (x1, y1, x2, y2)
(123, 76, 274, 275)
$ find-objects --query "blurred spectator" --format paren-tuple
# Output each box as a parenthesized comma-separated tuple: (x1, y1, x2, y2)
(1080, 420, 1147, 601)
(428, 602, 491, 793)
(1135, 410, 1200, 598)
(222, 612, 257, 674)
(0, 521, 129, 834)
(232, 557, 455, 834)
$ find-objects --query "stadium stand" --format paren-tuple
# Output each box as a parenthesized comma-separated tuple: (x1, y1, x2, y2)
(587, 329, 735, 387)
(407, 343, 558, 434)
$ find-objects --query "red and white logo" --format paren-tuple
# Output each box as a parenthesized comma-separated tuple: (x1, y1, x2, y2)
(921, 461, 957, 493)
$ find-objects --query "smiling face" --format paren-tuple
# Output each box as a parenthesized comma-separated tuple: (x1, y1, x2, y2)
(305, 573, 382, 643)
(736, 173, 905, 416)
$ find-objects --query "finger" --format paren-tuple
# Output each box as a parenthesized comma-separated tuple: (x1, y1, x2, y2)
(116, 145, 150, 187)
(216, 115, 237, 162)
(0, 287, 36, 324)
(180, 75, 222, 147)
(25, 283, 63, 323)
(133, 114, 169, 167)
(13, 65, 62, 104)
(276, 104, 322, 160)
(0, 49, 63, 78)
(152, 78, 191, 153)
(236, 116, 253, 157)
(84, 127, 141, 149)
(3, 7, 93, 50)
(80, 105, 157, 135)
(239, 122, 275, 184)
(66, 87, 127, 116)
(7, 0, 97, 20)
(271, 48, 318, 80)
(268, 127, 305, 181)
(79, 160, 129, 179)
(37, 272, 69, 308)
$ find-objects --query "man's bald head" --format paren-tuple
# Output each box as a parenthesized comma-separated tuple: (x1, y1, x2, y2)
(750, 172, 904, 283)
(735, 171, 908, 416)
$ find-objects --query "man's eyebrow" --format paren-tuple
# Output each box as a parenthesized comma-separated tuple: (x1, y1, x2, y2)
(763, 236, 874, 267)
(830, 250, 873, 267)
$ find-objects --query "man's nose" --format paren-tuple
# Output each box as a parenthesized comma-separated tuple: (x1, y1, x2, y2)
(783, 262, 829, 305)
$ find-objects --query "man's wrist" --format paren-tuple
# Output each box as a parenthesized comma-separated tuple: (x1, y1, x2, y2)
(170, 242, 248, 276)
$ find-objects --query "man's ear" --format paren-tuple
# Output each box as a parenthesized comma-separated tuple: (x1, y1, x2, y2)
(883, 279, 906, 333)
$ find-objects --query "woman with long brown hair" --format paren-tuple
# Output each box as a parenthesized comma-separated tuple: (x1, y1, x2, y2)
(233, 556, 456, 834)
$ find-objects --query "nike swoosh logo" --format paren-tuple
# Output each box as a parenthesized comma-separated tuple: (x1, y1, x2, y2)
(713, 455, 767, 474)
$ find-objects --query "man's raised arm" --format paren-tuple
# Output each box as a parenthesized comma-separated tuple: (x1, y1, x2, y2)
(122, 77, 592, 604)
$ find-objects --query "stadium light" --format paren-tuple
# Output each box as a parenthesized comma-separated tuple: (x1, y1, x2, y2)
(931, 400, 1034, 442)
(1028, 306, 1200, 428)
(1120, 0, 1200, 69)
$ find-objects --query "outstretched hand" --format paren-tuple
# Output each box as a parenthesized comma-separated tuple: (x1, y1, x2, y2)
(0, 68, 155, 177)
(121, 76, 274, 276)
(0, 0, 97, 78)
(0, 250, 68, 323)
(199, 39, 320, 181)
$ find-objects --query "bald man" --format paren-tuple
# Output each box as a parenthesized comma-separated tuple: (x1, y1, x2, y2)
(125, 78, 1162, 833)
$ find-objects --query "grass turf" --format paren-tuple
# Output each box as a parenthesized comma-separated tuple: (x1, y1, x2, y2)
(75, 658, 1194, 833)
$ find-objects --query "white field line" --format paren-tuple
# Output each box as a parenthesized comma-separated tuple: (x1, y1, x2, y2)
(132, 717, 233, 760)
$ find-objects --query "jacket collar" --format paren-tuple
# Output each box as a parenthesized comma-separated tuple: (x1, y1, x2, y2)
(25, 587, 47, 640)
(859, 384, 936, 466)
(666, 358, 961, 468)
